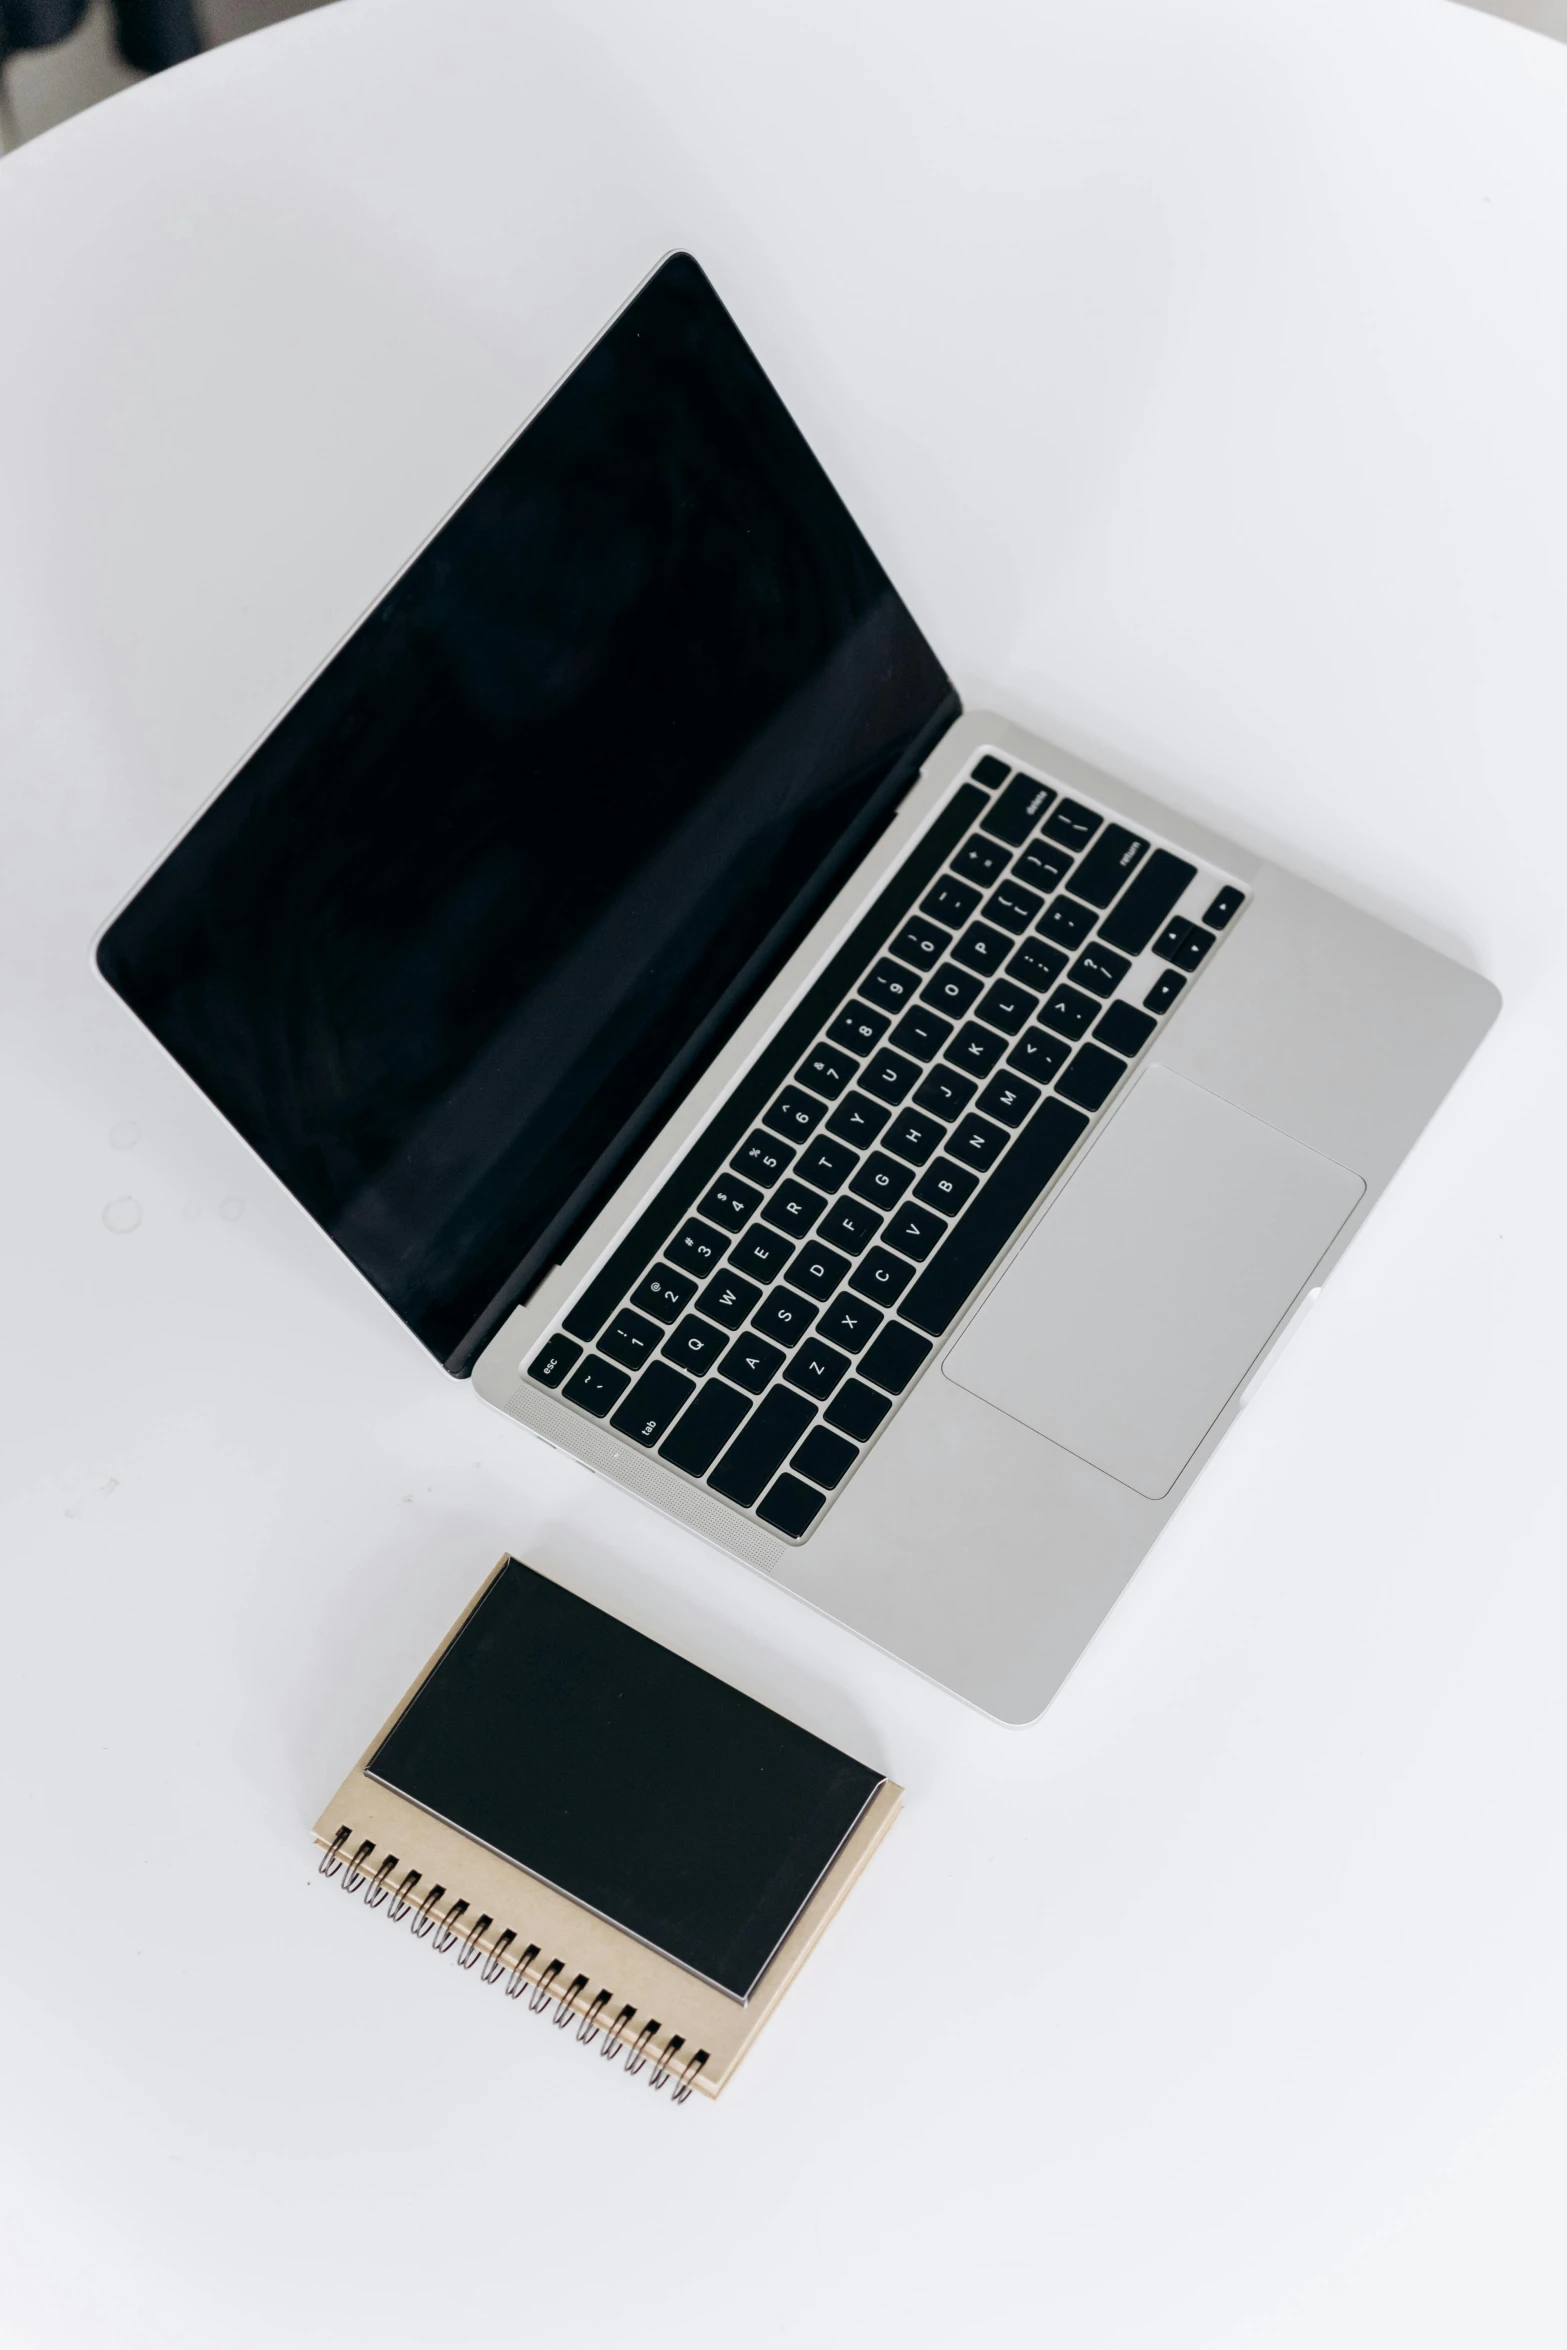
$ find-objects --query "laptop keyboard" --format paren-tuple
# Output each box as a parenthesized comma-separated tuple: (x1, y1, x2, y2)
(523, 753, 1245, 1542)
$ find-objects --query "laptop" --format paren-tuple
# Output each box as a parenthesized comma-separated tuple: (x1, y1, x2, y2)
(96, 252, 1499, 1723)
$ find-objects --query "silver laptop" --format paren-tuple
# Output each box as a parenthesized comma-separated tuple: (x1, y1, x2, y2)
(97, 253, 1498, 1722)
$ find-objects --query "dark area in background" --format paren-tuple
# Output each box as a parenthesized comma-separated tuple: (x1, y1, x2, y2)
(0, 0, 332, 147)
(3, 0, 199, 70)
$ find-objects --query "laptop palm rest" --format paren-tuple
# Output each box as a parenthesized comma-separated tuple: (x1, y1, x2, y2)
(942, 1066, 1365, 1499)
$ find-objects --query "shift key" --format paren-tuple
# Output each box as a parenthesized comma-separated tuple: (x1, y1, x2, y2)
(708, 1389, 815, 1508)
(1096, 849, 1197, 954)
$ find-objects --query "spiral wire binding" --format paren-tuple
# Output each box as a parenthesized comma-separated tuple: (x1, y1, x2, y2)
(319, 1827, 708, 2105)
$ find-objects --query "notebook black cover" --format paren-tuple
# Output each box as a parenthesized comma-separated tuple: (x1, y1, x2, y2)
(368, 1559, 883, 2001)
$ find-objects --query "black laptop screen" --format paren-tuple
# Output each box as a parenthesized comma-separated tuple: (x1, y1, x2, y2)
(97, 254, 956, 1369)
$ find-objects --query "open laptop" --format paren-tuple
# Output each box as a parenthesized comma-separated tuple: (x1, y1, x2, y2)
(96, 252, 1499, 1722)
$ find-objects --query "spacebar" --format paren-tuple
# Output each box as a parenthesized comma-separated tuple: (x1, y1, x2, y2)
(902, 1098, 1090, 1337)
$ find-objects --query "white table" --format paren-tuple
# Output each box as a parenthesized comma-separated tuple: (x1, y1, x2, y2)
(2, 3, 1564, 2341)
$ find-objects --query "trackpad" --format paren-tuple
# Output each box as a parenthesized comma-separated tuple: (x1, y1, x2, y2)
(943, 1067, 1365, 1498)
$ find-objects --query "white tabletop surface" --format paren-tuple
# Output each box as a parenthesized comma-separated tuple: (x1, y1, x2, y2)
(3, 2, 1565, 2342)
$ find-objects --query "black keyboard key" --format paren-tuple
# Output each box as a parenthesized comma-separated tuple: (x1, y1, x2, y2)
(817, 1196, 882, 1255)
(788, 1240, 851, 1302)
(970, 754, 1011, 789)
(889, 1005, 953, 1062)
(1143, 968, 1187, 1014)
(1006, 937, 1068, 993)
(783, 1338, 851, 1402)
(599, 1307, 663, 1372)
(1006, 1027, 1070, 1084)
(859, 1322, 933, 1395)
(952, 834, 1010, 886)
(947, 1113, 1010, 1172)
(921, 963, 984, 1018)
(1042, 797, 1102, 849)
(795, 1135, 858, 1193)
(1204, 885, 1245, 929)
(849, 1151, 914, 1210)
(629, 1264, 696, 1323)
(1012, 839, 1073, 893)
(752, 1286, 817, 1347)
(888, 916, 949, 971)
(981, 772, 1056, 845)
(825, 1000, 890, 1055)
(1039, 895, 1095, 948)
(983, 879, 1044, 935)
(826, 1091, 890, 1149)
(974, 978, 1038, 1036)
(913, 1065, 976, 1120)
(858, 1048, 921, 1106)
(760, 1178, 827, 1238)
(921, 874, 981, 929)
(728, 1224, 795, 1284)
(825, 1380, 892, 1441)
(1095, 1001, 1156, 1057)
(1151, 915, 1193, 963)
(757, 1475, 826, 1538)
(860, 958, 920, 1016)
(791, 1427, 859, 1489)
(815, 1294, 882, 1352)
(719, 1333, 785, 1394)
(763, 1086, 826, 1143)
(662, 1315, 730, 1375)
(1066, 822, 1149, 907)
(848, 1246, 915, 1306)
(951, 920, 1012, 977)
(709, 1389, 815, 1508)
(1067, 943, 1130, 998)
(698, 1174, 762, 1232)
(913, 1158, 979, 1215)
(528, 1334, 581, 1389)
(1153, 916, 1216, 970)
(882, 1201, 947, 1262)
(1097, 848, 1197, 953)
(1056, 1043, 1127, 1111)
(668, 1217, 729, 1277)
(562, 1355, 631, 1418)
(948, 1020, 1005, 1078)
(902, 1098, 1089, 1337)
(731, 1130, 794, 1188)
(610, 1362, 696, 1449)
(696, 1270, 763, 1330)
(881, 1108, 945, 1167)
(976, 1072, 1041, 1128)
(659, 1380, 751, 1475)
(796, 1042, 859, 1100)
(1039, 983, 1098, 1040)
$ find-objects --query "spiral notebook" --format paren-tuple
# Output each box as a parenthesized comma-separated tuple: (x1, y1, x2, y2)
(314, 1556, 902, 2101)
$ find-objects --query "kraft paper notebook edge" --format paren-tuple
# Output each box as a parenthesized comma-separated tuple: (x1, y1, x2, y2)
(312, 1557, 903, 2098)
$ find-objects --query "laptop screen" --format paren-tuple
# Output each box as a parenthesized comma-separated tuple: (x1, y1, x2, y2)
(97, 254, 956, 1370)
